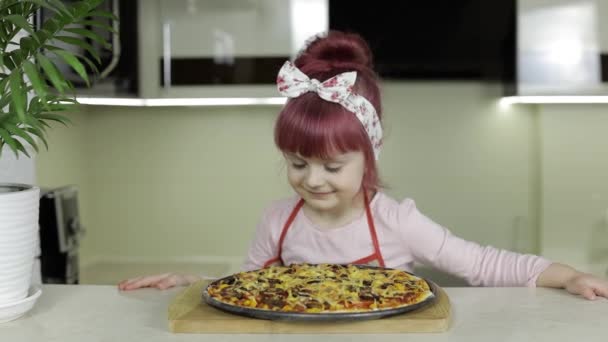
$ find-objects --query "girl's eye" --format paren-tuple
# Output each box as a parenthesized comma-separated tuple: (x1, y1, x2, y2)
(292, 163, 306, 169)
(325, 166, 341, 173)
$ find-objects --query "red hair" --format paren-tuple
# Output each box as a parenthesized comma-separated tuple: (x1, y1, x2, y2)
(274, 31, 383, 192)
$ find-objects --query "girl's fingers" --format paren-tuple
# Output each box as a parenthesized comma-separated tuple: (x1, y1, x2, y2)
(118, 273, 199, 291)
(119, 274, 170, 290)
(155, 275, 178, 290)
(581, 276, 608, 300)
(118, 276, 144, 290)
(117, 279, 130, 289)
(593, 284, 608, 299)
(129, 274, 170, 289)
(580, 287, 597, 300)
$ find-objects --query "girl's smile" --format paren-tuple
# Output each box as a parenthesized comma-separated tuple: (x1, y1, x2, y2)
(284, 151, 367, 227)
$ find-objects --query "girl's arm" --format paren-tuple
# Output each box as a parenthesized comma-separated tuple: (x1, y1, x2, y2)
(399, 199, 608, 299)
(399, 199, 552, 287)
(537, 263, 608, 300)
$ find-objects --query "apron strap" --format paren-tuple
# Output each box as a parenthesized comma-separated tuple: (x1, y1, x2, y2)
(263, 199, 305, 267)
(363, 191, 386, 267)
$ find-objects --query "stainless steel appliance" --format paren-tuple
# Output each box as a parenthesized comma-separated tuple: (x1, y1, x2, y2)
(39, 186, 84, 284)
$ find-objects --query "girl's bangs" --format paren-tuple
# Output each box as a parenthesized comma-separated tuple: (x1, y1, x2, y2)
(276, 96, 369, 159)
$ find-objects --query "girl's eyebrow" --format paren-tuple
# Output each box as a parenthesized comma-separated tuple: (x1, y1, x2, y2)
(285, 153, 305, 161)
(327, 155, 350, 163)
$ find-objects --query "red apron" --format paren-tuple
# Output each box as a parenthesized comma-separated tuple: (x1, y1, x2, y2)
(263, 192, 386, 268)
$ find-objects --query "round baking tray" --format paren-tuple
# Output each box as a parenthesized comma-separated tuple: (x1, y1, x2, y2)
(201, 265, 437, 321)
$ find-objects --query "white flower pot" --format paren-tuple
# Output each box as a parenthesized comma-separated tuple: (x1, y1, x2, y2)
(0, 184, 39, 307)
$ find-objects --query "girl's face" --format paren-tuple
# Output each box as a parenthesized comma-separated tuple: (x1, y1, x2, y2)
(284, 151, 366, 215)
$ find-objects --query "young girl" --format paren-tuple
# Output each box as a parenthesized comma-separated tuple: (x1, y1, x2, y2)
(119, 31, 608, 300)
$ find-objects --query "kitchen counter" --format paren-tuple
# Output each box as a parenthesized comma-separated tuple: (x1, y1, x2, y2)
(1, 285, 606, 341)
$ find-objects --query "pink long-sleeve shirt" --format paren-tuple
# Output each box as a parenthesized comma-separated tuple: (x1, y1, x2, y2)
(243, 192, 552, 287)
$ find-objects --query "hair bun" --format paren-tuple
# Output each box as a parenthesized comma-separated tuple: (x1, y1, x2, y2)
(298, 31, 374, 70)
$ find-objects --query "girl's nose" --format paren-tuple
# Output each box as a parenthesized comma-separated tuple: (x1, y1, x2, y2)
(304, 167, 325, 188)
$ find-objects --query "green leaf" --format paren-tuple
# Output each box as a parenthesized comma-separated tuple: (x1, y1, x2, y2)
(89, 9, 118, 21)
(0, 1, 19, 15)
(71, 1, 93, 19)
(4, 122, 38, 152)
(19, 0, 69, 16)
(2, 54, 16, 70)
(9, 71, 26, 121)
(0, 128, 18, 155)
(64, 27, 110, 48)
(32, 29, 51, 44)
(0, 74, 10, 92)
(53, 35, 100, 63)
(2, 14, 38, 41)
(19, 35, 36, 54)
(0, 127, 29, 158)
(27, 95, 41, 113)
(64, 79, 75, 91)
(49, 49, 89, 86)
(7, 50, 24, 67)
(75, 20, 117, 34)
(22, 60, 47, 99)
(45, 103, 74, 112)
(24, 126, 48, 150)
(36, 112, 71, 126)
(43, 45, 99, 74)
(41, 17, 60, 34)
(0, 92, 11, 109)
(45, 0, 72, 17)
(35, 117, 51, 129)
(78, 53, 99, 74)
(0, 23, 7, 43)
(35, 52, 66, 93)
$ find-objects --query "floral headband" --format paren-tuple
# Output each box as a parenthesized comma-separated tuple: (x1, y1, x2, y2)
(276, 61, 383, 160)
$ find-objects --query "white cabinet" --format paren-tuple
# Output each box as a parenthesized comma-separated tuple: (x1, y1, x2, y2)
(138, 0, 328, 99)
(517, 0, 608, 95)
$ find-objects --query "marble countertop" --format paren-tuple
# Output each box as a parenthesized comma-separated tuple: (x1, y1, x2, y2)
(1, 285, 607, 341)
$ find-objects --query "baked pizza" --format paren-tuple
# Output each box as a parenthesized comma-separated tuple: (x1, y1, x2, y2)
(204, 263, 434, 314)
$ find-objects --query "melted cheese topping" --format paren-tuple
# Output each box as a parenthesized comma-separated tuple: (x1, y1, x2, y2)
(207, 263, 434, 313)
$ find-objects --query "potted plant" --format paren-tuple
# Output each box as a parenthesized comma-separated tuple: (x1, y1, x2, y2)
(0, 0, 116, 321)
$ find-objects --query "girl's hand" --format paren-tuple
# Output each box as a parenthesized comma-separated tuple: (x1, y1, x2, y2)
(118, 273, 201, 291)
(564, 272, 608, 300)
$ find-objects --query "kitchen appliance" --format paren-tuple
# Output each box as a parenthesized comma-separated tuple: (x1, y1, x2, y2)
(38, 186, 84, 284)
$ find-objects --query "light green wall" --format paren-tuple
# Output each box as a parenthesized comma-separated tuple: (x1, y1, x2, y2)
(380, 83, 539, 254)
(36, 108, 91, 248)
(539, 105, 608, 267)
(83, 104, 292, 263)
(37, 83, 544, 266)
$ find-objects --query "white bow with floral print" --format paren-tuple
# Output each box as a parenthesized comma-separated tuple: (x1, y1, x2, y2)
(276, 61, 383, 160)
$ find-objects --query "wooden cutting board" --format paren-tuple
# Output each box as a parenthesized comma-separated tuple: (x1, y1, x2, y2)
(168, 280, 451, 333)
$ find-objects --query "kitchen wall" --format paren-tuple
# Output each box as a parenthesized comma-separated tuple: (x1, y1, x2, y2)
(36, 82, 545, 271)
(539, 105, 608, 270)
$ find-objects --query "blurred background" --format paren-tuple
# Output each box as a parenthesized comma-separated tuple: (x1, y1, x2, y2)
(2, 0, 608, 286)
